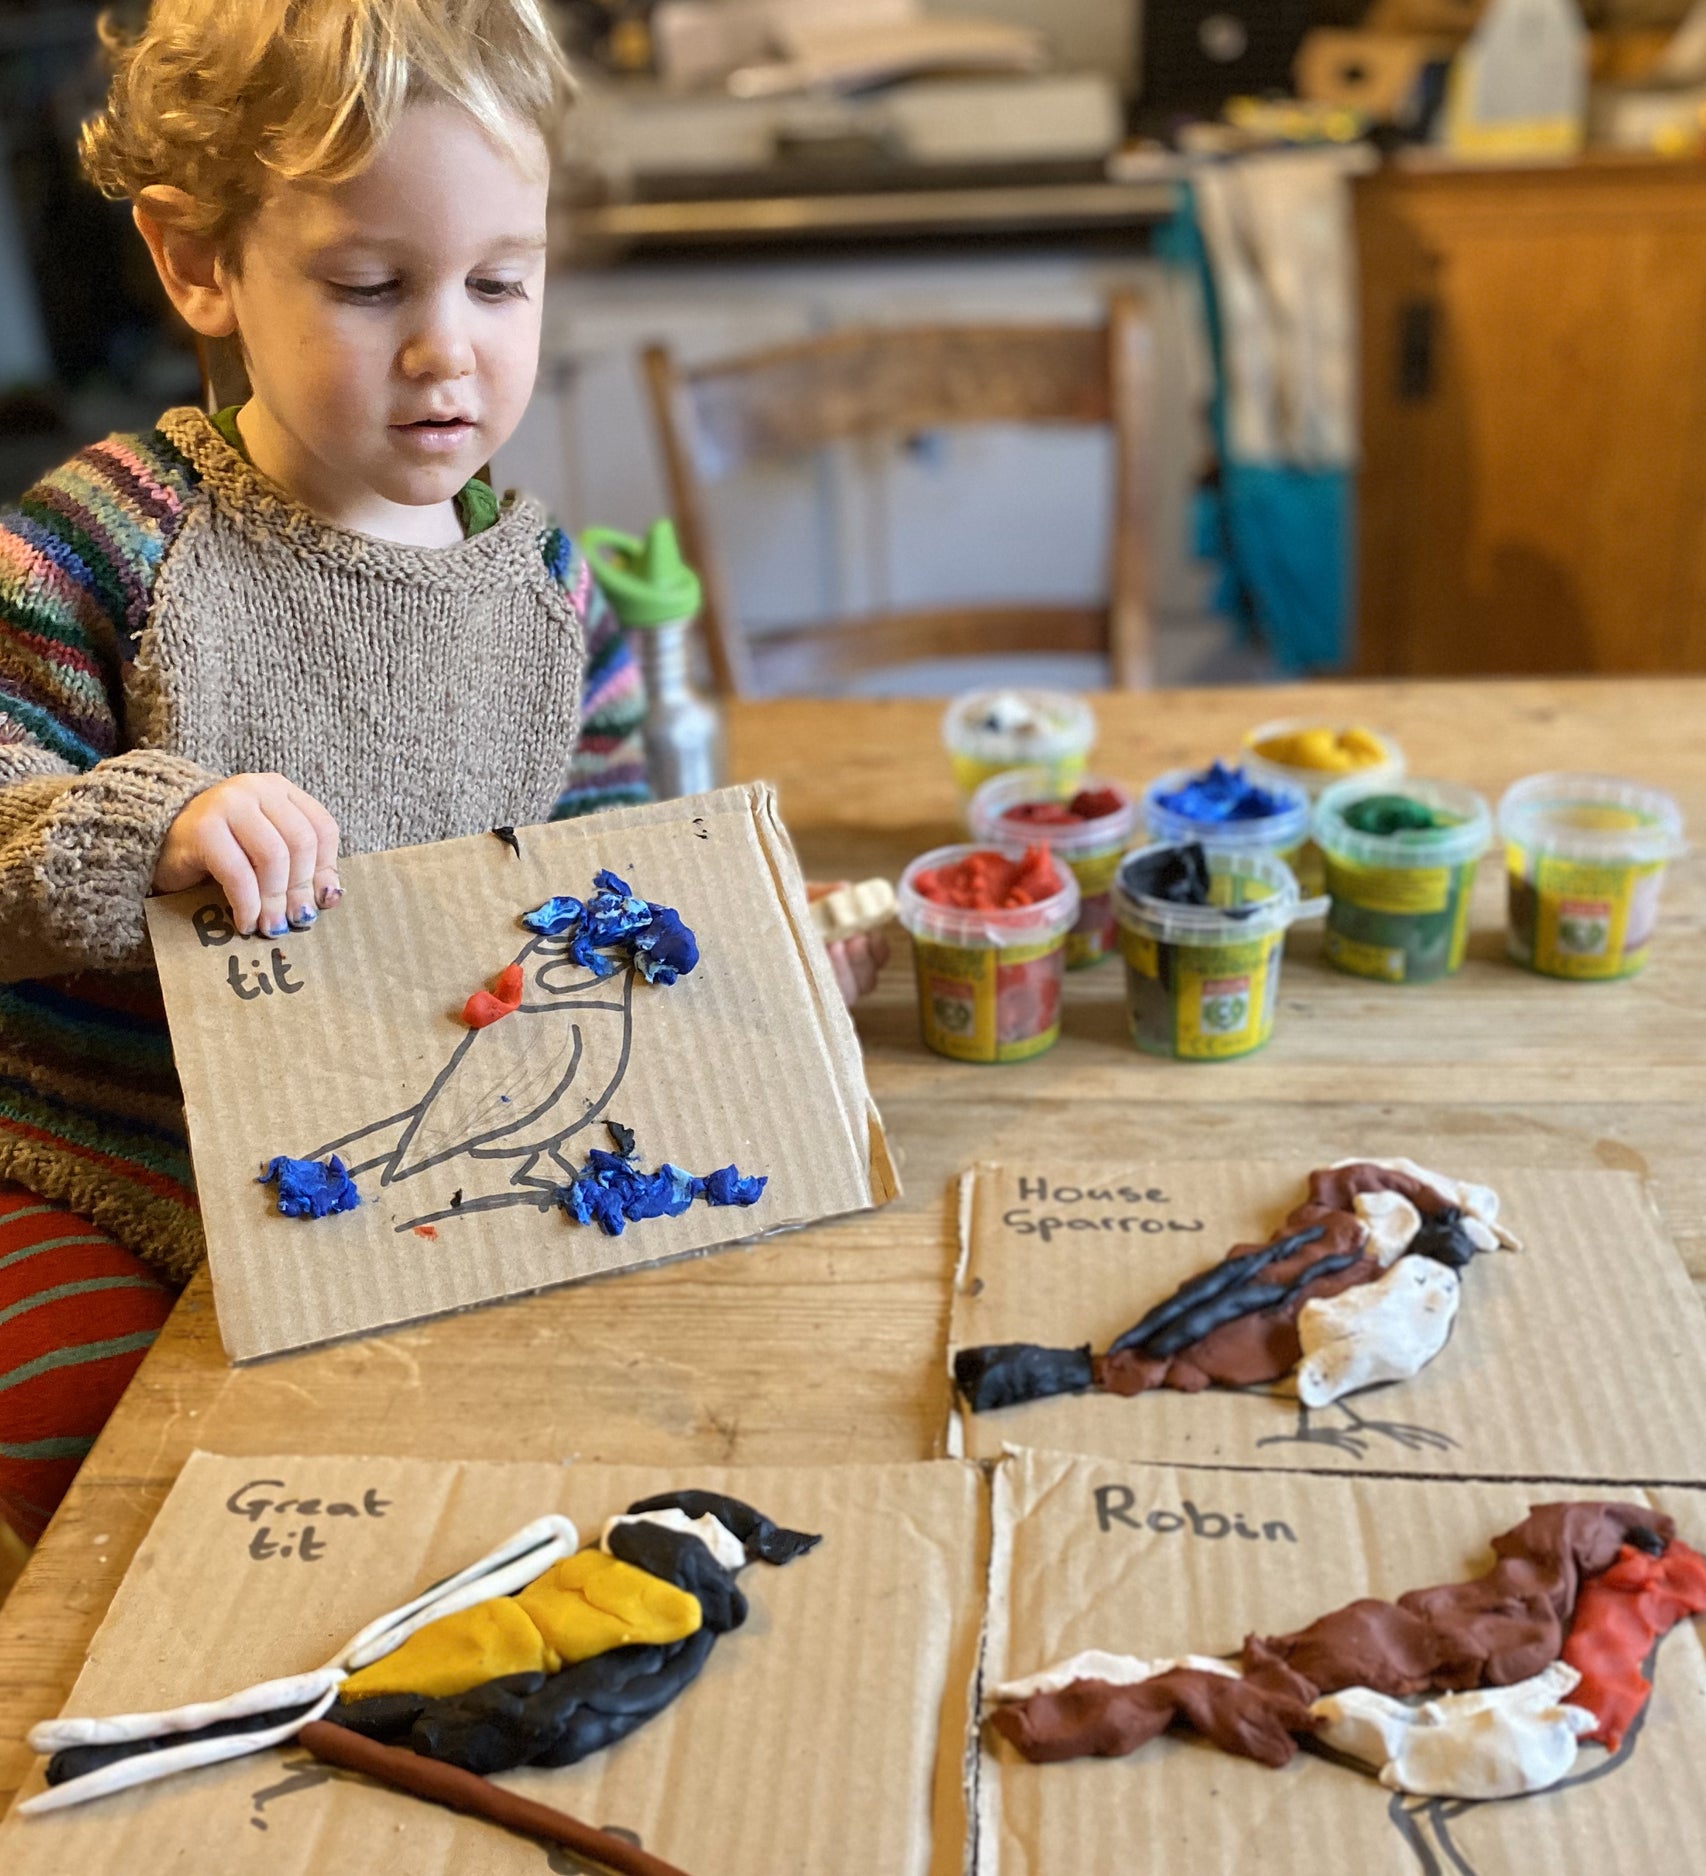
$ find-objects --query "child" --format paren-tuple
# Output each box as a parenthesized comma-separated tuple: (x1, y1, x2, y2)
(0, 0, 883, 1555)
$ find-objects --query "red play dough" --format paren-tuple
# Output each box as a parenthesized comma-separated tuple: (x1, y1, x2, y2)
(912, 845, 1063, 910)
(462, 962, 525, 1028)
(1001, 787, 1126, 828)
(1562, 1538, 1706, 1751)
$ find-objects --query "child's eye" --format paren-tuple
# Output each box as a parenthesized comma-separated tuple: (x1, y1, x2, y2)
(471, 278, 528, 302)
(330, 280, 400, 302)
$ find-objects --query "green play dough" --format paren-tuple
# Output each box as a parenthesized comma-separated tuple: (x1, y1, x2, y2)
(1342, 795, 1457, 836)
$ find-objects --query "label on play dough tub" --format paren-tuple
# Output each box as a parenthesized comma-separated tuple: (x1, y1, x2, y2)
(1064, 846, 1124, 968)
(1120, 927, 1283, 1060)
(914, 936, 1065, 1063)
(1510, 850, 1667, 980)
(1324, 858, 1474, 984)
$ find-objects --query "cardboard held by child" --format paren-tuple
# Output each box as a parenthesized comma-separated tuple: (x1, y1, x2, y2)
(145, 784, 897, 1361)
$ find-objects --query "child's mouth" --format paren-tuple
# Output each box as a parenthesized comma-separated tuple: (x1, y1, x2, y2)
(394, 416, 476, 451)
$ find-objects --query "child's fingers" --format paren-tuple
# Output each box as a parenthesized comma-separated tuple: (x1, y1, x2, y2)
(287, 784, 343, 910)
(226, 796, 307, 939)
(845, 934, 883, 1000)
(196, 819, 263, 938)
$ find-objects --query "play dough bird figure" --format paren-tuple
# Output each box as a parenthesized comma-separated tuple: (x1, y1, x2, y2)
(301, 875, 699, 1232)
(25, 1489, 819, 1814)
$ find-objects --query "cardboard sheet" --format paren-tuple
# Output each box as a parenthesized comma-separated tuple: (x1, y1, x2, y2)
(978, 1449, 1706, 1876)
(0, 1452, 983, 1875)
(949, 1163, 1706, 1480)
(145, 784, 896, 1360)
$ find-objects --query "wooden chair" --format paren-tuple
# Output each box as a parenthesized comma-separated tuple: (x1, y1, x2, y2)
(641, 292, 1155, 697)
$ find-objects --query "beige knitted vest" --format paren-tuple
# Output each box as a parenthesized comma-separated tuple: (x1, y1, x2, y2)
(137, 408, 584, 854)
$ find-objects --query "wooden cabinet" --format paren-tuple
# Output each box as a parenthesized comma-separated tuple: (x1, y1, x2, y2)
(1355, 159, 1706, 675)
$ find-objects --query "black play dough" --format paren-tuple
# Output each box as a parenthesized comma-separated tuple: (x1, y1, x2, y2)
(1107, 1226, 1327, 1357)
(953, 1342, 1096, 1413)
(45, 1698, 322, 1787)
(1118, 842, 1261, 920)
(604, 1520, 747, 1633)
(1132, 1249, 1364, 1360)
(1407, 1205, 1482, 1271)
(333, 1632, 719, 1775)
(623, 1490, 822, 1566)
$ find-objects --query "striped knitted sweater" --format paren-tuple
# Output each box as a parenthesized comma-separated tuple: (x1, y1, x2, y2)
(0, 409, 648, 1283)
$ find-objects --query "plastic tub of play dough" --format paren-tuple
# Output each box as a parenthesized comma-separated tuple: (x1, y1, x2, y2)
(1241, 718, 1406, 894)
(1315, 778, 1492, 985)
(1111, 844, 1324, 1062)
(1242, 717, 1405, 794)
(942, 688, 1095, 806)
(898, 844, 1080, 1064)
(1498, 772, 1686, 981)
(969, 770, 1137, 970)
(1142, 762, 1312, 868)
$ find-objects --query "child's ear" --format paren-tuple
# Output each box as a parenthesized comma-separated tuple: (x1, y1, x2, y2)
(132, 186, 239, 338)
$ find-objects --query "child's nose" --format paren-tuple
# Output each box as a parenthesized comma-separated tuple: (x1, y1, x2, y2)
(397, 318, 476, 383)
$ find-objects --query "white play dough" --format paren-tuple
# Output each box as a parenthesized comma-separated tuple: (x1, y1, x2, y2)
(1311, 1663, 1597, 1799)
(989, 1651, 1237, 1707)
(1353, 1189, 1424, 1266)
(600, 1509, 747, 1574)
(1295, 1258, 1462, 1408)
(1331, 1157, 1521, 1252)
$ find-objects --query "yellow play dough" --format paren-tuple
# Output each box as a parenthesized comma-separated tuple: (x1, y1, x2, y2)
(1254, 725, 1387, 773)
(516, 1549, 703, 1663)
(339, 1595, 555, 1702)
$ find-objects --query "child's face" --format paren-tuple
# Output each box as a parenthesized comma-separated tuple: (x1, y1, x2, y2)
(226, 98, 549, 520)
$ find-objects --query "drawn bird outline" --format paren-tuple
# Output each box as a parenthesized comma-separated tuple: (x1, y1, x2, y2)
(306, 929, 636, 1233)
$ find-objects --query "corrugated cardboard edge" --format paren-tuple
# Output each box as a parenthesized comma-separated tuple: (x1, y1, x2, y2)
(942, 1168, 986, 1463)
(971, 1451, 1022, 1876)
(749, 782, 899, 1208)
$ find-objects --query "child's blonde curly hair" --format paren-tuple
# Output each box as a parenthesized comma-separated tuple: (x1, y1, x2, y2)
(81, 0, 574, 248)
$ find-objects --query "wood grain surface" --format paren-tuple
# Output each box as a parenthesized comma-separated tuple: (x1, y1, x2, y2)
(2, 678, 1703, 1815)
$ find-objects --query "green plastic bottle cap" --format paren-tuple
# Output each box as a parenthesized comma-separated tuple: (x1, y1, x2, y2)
(581, 520, 703, 629)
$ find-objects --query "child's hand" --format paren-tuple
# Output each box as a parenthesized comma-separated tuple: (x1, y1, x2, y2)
(806, 880, 890, 1008)
(153, 773, 342, 937)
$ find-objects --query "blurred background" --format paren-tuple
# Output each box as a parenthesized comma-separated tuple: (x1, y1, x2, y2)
(4, 0, 1705, 693)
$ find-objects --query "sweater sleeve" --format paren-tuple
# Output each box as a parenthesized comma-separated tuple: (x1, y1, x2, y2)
(544, 527, 651, 820)
(0, 435, 218, 983)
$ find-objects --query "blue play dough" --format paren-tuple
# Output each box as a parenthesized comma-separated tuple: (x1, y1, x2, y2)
(258, 1153, 361, 1219)
(522, 870, 700, 985)
(1154, 761, 1289, 824)
(556, 1146, 767, 1237)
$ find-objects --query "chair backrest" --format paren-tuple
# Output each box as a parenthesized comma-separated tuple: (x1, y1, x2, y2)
(642, 291, 1154, 697)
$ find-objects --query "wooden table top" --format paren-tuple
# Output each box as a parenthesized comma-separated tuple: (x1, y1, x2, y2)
(3, 676, 1703, 1815)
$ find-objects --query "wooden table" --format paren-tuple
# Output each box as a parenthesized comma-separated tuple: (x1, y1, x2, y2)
(3, 678, 1704, 1815)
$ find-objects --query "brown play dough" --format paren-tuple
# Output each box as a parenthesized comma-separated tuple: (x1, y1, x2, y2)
(988, 1657, 1318, 1767)
(992, 1502, 1675, 1767)
(1094, 1208, 1376, 1396)
(1247, 1502, 1670, 1698)
(299, 1720, 692, 1876)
